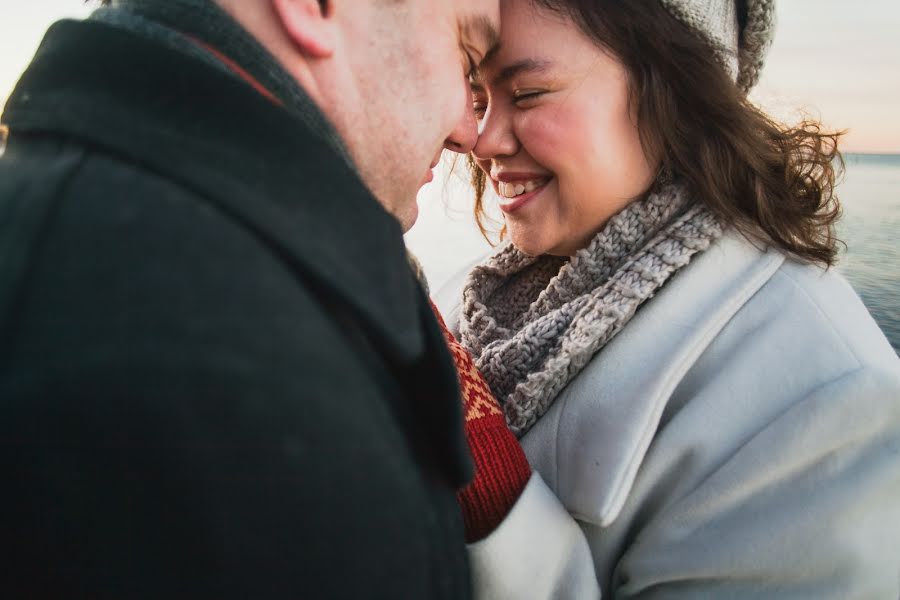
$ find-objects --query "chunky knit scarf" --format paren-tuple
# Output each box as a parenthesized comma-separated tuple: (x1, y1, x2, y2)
(460, 184, 724, 437)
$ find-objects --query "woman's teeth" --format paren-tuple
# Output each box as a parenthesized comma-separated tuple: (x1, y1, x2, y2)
(499, 179, 546, 199)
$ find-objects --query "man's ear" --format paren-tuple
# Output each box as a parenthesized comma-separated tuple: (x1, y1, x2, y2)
(272, 0, 336, 59)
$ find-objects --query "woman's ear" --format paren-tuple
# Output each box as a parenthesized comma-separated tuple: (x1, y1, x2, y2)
(272, 0, 336, 59)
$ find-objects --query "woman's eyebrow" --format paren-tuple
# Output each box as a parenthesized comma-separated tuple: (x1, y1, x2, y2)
(492, 59, 555, 85)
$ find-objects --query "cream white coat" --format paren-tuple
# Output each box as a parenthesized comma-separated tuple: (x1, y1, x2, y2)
(436, 231, 900, 599)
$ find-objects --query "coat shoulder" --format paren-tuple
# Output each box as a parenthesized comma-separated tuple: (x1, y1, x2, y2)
(522, 231, 900, 526)
(675, 253, 900, 409)
(1, 137, 373, 383)
(768, 258, 898, 370)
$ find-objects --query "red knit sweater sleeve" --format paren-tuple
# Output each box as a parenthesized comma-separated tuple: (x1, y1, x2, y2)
(431, 302, 531, 543)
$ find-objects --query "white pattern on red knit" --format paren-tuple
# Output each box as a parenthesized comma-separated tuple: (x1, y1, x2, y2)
(431, 303, 531, 543)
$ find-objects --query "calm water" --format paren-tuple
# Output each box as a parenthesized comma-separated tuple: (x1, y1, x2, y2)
(406, 153, 900, 355)
(837, 154, 900, 354)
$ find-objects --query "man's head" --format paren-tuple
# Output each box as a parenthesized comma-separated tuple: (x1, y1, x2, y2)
(216, 0, 501, 231)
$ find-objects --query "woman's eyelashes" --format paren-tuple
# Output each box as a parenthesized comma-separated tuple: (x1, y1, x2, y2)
(513, 90, 546, 106)
(472, 88, 546, 120)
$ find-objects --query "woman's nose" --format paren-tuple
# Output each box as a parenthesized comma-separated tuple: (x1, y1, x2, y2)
(472, 106, 518, 160)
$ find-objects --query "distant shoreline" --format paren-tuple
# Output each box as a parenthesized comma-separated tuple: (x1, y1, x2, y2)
(843, 152, 900, 160)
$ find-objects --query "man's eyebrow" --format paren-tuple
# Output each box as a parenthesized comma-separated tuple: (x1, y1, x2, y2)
(461, 15, 500, 63)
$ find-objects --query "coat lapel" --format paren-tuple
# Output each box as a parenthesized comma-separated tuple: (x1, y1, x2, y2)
(521, 233, 786, 526)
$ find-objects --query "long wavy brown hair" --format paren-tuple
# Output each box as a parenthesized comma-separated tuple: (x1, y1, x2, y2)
(469, 0, 844, 266)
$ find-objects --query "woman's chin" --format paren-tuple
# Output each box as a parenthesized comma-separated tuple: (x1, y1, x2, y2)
(509, 232, 551, 257)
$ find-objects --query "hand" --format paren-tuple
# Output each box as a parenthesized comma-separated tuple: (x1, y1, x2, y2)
(431, 303, 531, 543)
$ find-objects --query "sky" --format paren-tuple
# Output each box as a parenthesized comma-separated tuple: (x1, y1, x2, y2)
(1, 0, 898, 153)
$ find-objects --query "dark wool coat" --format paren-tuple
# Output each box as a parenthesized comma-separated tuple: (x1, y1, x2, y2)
(0, 20, 472, 599)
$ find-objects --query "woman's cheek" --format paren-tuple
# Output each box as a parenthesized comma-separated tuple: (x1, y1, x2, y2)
(516, 108, 574, 173)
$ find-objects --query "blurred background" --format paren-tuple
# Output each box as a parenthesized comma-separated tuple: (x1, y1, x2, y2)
(2, 1, 898, 352)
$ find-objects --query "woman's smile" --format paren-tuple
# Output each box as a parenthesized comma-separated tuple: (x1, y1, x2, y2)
(492, 172, 553, 213)
(470, 0, 656, 256)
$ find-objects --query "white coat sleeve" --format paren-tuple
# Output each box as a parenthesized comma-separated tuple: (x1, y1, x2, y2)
(611, 367, 900, 599)
(468, 472, 602, 600)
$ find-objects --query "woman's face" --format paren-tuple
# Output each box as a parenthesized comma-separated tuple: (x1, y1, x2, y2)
(472, 0, 658, 256)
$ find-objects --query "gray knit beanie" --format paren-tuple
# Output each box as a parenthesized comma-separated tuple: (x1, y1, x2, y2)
(659, 0, 776, 92)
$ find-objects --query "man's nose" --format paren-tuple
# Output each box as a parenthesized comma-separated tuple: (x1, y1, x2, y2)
(443, 99, 478, 155)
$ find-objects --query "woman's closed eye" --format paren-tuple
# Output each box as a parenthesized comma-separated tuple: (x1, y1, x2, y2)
(513, 90, 546, 107)
(471, 88, 547, 120)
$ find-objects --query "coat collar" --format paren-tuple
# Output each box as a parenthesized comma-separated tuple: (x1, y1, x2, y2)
(520, 232, 786, 526)
(2, 19, 425, 364)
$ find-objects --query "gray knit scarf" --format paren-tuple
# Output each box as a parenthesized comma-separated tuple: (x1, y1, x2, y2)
(460, 184, 724, 437)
